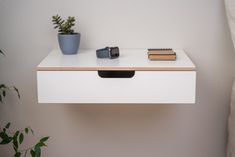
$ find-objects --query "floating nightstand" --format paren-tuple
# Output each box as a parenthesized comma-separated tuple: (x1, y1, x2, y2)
(37, 49, 196, 104)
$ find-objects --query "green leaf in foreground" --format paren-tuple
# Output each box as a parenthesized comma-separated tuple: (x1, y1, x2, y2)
(13, 131, 19, 141)
(0, 84, 6, 89)
(30, 127, 34, 136)
(3, 90, 6, 97)
(24, 150, 28, 157)
(0, 139, 12, 144)
(13, 131, 19, 151)
(0, 95, 2, 103)
(0, 132, 12, 145)
(13, 140, 18, 151)
(36, 142, 47, 147)
(14, 152, 21, 157)
(0, 135, 12, 145)
(0, 132, 9, 140)
(19, 133, 24, 144)
(25, 128, 29, 134)
(40, 136, 49, 143)
(30, 149, 35, 157)
(35, 145, 41, 157)
(13, 86, 20, 99)
(0, 49, 5, 56)
(5, 122, 11, 129)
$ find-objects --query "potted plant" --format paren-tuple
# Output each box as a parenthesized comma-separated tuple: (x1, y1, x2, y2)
(0, 50, 20, 102)
(0, 49, 49, 157)
(0, 123, 49, 157)
(52, 15, 80, 55)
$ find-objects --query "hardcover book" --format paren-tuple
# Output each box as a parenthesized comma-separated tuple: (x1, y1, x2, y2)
(148, 48, 175, 55)
(148, 54, 176, 60)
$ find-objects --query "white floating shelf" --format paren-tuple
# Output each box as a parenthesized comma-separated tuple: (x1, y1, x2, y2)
(37, 49, 196, 104)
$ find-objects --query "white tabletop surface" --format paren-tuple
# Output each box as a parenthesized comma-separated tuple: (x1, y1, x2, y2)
(37, 49, 196, 71)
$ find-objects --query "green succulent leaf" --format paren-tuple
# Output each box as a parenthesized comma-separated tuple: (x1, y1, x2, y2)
(52, 14, 76, 34)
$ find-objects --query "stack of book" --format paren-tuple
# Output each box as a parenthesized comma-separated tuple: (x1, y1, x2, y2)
(147, 48, 176, 61)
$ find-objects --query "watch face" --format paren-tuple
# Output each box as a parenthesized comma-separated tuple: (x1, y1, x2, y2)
(110, 47, 119, 59)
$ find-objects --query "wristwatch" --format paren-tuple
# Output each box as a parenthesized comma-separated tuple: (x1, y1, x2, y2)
(96, 47, 119, 59)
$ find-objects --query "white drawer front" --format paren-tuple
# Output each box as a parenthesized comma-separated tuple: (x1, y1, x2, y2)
(37, 71, 196, 104)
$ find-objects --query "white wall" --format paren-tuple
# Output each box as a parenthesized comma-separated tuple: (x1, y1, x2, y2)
(0, 0, 235, 157)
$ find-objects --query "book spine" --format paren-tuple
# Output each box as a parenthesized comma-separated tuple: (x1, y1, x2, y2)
(148, 55, 176, 61)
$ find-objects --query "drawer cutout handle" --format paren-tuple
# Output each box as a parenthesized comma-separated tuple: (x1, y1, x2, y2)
(98, 71, 135, 78)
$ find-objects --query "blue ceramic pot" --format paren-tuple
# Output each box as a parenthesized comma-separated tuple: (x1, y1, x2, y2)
(58, 33, 81, 55)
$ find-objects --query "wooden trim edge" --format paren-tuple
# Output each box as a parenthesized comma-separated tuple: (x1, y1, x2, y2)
(37, 66, 196, 71)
